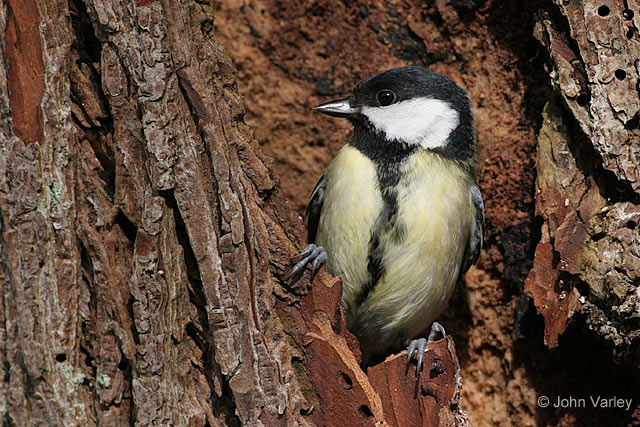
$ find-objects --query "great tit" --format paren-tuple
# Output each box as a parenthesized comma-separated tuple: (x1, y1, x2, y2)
(288, 66, 484, 375)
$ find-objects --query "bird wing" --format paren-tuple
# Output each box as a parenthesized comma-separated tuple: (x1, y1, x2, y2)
(305, 171, 328, 243)
(461, 183, 484, 275)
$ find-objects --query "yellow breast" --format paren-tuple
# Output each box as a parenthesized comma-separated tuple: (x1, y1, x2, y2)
(315, 146, 473, 354)
(315, 145, 382, 307)
(359, 152, 472, 345)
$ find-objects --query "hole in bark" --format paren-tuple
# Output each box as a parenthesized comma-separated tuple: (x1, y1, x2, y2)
(576, 281, 590, 298)
(300, 405, 314, 416)
(201, 19, 214, 35)
(186, 323, 206, 353)
(118, 359, 129, 370)
(421, 381, 439, 399)
(70, 0, 102, 63)
(79, 344, 94, 369)
(359, 405, 374, 417)
(576, 92, 591, 106)
(625, 113, 640, 130)
(430, 359, 446, 378)
(615, 69, 627, 80)
(338, 371, 353, 389)
(627, 28, 635, 39)
(623, 9, 634, 20)
(598, 5, 610, 16)
(115, 211, 138, 245)
(84, 352, 94, 367)
(625, 220, 637, 229)
(530, 215, 544, 249)
(56, 353, 67, 362)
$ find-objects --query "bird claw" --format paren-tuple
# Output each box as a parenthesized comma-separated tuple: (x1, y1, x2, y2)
(427, 321, 446, 344)
(406, 322, 446, 397)
(285, 244, 327, 284)
(309, 250, 328, 281)
(407, 338, 428, 376)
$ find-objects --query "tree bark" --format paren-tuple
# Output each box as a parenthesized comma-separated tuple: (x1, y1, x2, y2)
(529, 0, 640, 356)
(0, 0, 468, 425)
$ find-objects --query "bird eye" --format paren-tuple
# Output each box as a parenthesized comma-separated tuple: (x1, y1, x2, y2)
(376, 89, 396, 107)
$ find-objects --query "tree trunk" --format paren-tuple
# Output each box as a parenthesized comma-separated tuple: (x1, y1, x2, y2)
(529, 0, 640, 352)
(0, 0, 467, 425)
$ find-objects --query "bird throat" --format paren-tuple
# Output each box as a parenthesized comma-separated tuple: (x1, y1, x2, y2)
(349, 123, 417, 164)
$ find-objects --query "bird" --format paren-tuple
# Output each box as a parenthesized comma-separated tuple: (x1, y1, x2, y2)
(287, 66, 484, 378)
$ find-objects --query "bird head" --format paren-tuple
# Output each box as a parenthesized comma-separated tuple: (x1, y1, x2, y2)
(314, 66, 476, 161)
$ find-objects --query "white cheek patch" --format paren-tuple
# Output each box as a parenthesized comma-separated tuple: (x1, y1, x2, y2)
(361, 97, 459, 149)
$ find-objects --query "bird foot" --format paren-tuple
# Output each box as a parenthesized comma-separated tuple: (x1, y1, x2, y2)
(285, 244, 327, 284)
(406, 322, 446, 397)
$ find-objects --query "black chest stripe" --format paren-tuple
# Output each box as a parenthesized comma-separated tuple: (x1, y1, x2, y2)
(350, 123, 415, 306)
(357, 168, 400, 306)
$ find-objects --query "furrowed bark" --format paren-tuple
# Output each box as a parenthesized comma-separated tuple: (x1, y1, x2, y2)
(529, 1, 640, 356)
(0, 0, 467, 425)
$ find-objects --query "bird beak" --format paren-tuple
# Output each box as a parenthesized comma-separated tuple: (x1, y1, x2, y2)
(313, 97, 358, 118)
